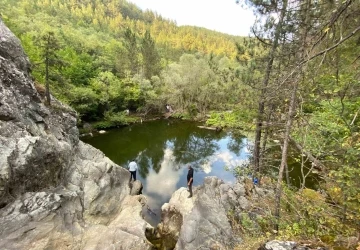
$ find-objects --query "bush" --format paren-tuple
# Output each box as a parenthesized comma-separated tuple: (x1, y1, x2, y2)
(206, 111, 239, 128)
(104, 111, 128, 126)
(92, 121, 114, 130)
(92, 111, 139, 130)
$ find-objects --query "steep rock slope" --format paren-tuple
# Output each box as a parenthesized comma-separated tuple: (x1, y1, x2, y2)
(0, 19, 153, 250)
(155, 176, 275, 250)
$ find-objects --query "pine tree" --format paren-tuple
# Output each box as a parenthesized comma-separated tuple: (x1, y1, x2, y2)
(123, 27, 139, 75)
(141, 30, 161, 79)
(38, 31, 61, 106)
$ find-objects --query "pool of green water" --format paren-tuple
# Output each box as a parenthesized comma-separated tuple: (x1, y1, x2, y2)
(82, 119, 250, 225)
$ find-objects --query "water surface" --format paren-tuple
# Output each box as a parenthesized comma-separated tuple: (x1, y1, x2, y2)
(82, 119, 250, 225)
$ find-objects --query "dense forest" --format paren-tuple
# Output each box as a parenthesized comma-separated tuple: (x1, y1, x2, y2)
(1, 0, 258, 129)
(1, 0, 359, 248)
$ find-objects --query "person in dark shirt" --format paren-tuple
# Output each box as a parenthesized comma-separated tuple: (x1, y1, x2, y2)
(187, 165, 194, 198)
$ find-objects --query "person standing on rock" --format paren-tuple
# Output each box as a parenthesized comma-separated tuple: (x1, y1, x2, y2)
(187, 165, 194, 198)
(128, 159, 138, 181)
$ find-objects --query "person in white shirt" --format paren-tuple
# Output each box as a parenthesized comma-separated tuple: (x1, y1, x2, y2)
(128, 159, 138, 181)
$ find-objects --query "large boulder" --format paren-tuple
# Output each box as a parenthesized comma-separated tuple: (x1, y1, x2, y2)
(156, 176, 276, 250)
(175, 177, 237, 250)
(156, 177, 241, 250)
(0, 19, 153, 249)
(153, 187, 195, 249)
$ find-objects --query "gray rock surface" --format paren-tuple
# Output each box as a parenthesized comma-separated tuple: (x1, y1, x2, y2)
(0, 19, 30, 74)
(154, 187, 195, 249)
(0, 19, 153, 250)
(175, 177, 236, 250)
(259, 240, 298, 250)
(130, 180, 143, 196)
(156, 176, 276, 250)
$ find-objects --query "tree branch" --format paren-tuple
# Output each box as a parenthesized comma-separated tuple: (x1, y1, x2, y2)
(310, 0, 353, 51)
(350, 108, 360, 126)
(300, 25, 360, 65)
(279, 25, 360, 86)
(289, 136, 326, 171)
(251, 27, 272, 46)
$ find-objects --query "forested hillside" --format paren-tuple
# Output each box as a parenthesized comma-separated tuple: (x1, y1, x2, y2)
(1, 0, 258, 125)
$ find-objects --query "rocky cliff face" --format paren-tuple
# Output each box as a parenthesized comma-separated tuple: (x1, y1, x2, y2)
(0, 19, 153, 250)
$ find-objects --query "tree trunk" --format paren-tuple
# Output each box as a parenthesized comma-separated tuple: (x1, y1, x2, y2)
(253, 0, 288, 173)
(274, 80, 298, 231)
(280, 144, 291, 186)
(274, 0, 312, 230)
(45, 58, 51, 106)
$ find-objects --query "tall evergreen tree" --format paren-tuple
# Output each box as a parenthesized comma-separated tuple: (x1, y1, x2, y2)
(123, 27, 139, 75)
(141, 30, 161, 79)
(37, 31, 61, 106)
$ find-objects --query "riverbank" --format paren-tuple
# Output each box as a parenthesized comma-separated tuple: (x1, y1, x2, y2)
(78, 109, 254, 137)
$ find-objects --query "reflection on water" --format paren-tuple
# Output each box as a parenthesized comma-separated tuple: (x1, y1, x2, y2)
(82, 120, 250, 226)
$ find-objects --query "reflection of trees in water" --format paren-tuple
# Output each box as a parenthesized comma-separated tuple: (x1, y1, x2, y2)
(171, 134, 220, 170)
(137, 152, 150, 179)
(227, 133, 246, 156)
(86, 120, 229, 178)
(134, 121, 228, 177)
(136, 139, 167, 178)
(137, 131, 221, 176)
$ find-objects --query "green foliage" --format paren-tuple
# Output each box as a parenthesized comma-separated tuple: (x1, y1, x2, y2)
(92, 121, 115, 130)
(58, 47, 97, 85)
(36, 31, 62, 105)
(93, 111, 138, 129)
(141, 30, 161, 79)
(123, 28, 140, 75)
(104, 111, 138, 126)
(328, 164, 360, 223)
(290, 35, 360, 229)
(239, 213, 261, 236)
(232, 164, 252, 178)
(161, 53, 247, 118)
(0, 0, 251, 123)
(206, 109, 255, 130)
(67, 86, 100, 120)
(171, 111, 192, 120)
(278, 186, 358, 238)
(235, 184, 359, 245)
(206, 111, 239, 128)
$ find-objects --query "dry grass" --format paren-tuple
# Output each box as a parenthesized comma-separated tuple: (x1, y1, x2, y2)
(34, 82, 46, 97)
